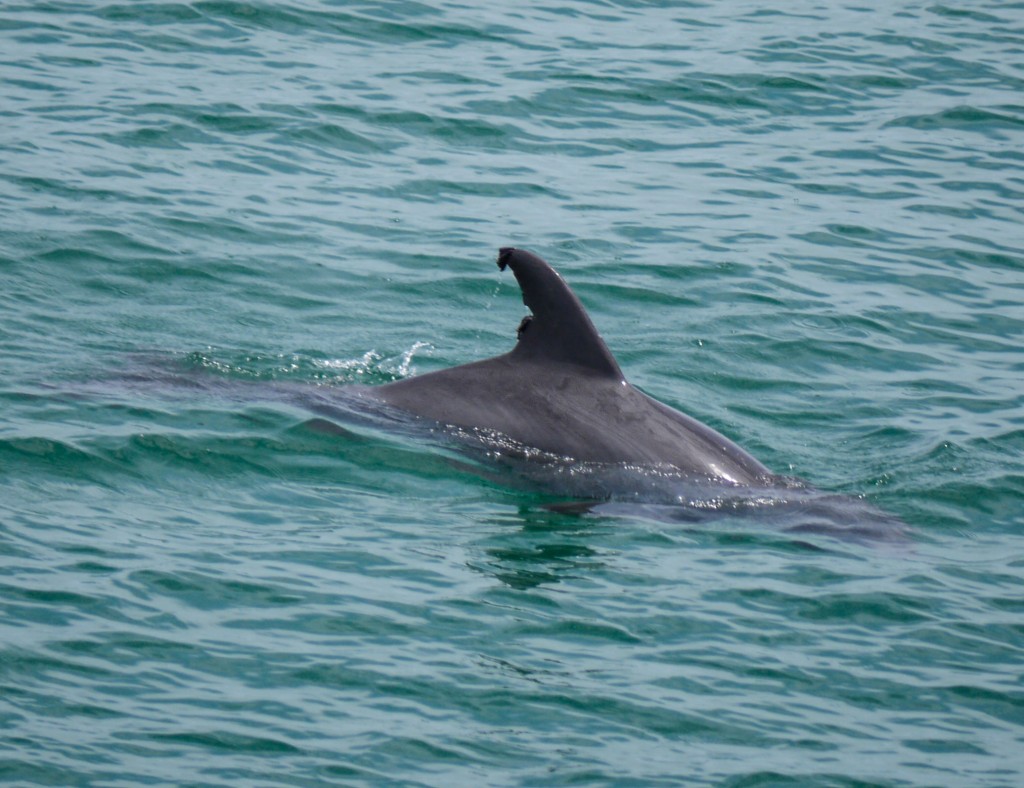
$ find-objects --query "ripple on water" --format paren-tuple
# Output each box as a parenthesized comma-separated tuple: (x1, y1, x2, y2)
(2, 1, 1024, 786)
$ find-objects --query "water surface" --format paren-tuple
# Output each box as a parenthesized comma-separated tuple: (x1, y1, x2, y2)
(2, 2, 1023, 785)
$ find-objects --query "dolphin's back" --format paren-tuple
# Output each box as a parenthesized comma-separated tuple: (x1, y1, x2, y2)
(377, 352, 771, 484)
(370, 247, 771, 484)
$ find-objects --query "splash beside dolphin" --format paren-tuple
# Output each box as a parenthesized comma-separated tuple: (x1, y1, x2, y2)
(366, 247, 773, 486)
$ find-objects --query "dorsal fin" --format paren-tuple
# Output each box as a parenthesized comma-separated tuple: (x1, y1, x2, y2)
(497, 247, 623, 380)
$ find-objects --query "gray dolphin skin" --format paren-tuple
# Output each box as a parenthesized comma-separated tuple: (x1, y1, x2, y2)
(370, 247, 773, 486)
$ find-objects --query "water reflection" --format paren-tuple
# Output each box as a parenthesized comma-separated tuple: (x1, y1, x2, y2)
(473, 505, 606, 590)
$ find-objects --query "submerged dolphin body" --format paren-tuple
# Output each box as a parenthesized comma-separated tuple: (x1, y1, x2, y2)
(369, 247, 773, 486)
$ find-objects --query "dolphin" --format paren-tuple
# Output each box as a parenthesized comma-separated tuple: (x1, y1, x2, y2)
(368, 247, 773, 487)
(101, 247, 904, 540)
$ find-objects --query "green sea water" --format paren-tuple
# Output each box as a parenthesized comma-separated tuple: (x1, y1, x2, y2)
(2, 1, 1023, 785)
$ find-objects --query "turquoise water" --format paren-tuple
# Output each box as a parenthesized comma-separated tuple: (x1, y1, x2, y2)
(3, 1, 1023, 784)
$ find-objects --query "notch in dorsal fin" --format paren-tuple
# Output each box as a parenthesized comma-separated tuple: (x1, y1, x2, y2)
(497, 247, 624, 381)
